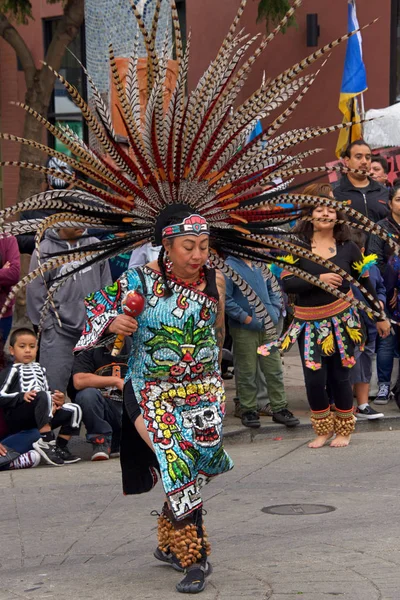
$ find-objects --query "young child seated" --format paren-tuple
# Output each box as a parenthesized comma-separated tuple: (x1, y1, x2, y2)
(0, 328, 82, 466)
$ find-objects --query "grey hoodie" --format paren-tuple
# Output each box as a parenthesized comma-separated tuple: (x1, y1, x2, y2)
(27, 230, 112, 333)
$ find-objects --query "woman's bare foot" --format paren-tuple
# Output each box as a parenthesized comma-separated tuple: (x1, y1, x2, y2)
(308, 432, 334, 448)
(330, 434, 351, 447)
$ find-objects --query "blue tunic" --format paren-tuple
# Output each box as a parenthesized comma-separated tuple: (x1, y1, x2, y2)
(75, 266, 233, 520)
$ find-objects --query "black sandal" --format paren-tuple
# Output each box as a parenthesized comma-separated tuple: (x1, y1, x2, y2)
(176, 561, 213, 594)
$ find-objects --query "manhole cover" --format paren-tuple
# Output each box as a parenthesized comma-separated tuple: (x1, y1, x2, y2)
(261, 504, 336, 515)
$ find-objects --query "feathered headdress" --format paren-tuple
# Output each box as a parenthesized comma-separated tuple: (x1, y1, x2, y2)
(0, 0, 398, 327)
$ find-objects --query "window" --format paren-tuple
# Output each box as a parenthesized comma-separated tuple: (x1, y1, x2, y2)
(43, 19, 87, 154)
(175, 0, 187, 56)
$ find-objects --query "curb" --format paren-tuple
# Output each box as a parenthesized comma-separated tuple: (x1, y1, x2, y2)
(223, 414, 400, 445)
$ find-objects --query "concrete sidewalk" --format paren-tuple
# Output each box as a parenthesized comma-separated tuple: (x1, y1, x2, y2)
(2, 429, 400, 600)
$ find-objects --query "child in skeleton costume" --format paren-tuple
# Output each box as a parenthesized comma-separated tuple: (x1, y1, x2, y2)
(0, 0, 399, 594)
(0, 329, 82, 466)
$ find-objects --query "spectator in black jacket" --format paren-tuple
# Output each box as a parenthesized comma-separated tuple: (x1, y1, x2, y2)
(334, 140, 389, 223)
(368, 184, 400, 405)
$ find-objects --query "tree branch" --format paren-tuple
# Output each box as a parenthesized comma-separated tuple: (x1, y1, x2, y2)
(0, 11, 36, 88)
(40, 0, 85, 106)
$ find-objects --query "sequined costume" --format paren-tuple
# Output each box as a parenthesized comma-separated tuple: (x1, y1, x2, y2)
(75, 266, 233, 520)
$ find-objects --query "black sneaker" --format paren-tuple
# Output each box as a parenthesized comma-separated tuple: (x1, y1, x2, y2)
(374, 383, 393, 405)
(272, 408, 300, 428)
(33, 438, 64, 466)
(355, 405, 384, 420)
(233, 398, 242, 419)
(55, 445, 81, 464)
(110, 436, 120, 458)
(91, 436, 111, 461)
(241, 411, 261, 428)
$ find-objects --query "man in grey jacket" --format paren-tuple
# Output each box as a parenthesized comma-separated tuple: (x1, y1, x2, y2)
(26, 227, 112, 393)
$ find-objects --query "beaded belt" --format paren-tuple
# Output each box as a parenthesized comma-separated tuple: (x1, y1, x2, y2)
(294, 291, 353, 321)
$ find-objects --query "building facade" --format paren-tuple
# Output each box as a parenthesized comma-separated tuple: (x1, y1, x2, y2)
(0, 0, 396, 208)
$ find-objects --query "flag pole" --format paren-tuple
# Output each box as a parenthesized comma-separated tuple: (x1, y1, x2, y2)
(360, 92, 365, 120)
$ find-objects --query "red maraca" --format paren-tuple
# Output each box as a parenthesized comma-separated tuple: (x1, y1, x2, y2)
(111, 290, 146, 356)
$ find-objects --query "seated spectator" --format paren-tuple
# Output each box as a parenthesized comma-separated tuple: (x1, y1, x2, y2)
(0, 328, 82, 466)
(370, 155, 389, 187)
(224, 255, 299, 429)
(72, 338, 132, 461)
(0, 405, 40, 470)
(26, 227, 112, 393)
(350, 231, 386, 420)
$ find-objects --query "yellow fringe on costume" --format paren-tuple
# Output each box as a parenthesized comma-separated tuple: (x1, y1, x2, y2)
(321, 332, 335, 355)
(346, 326, 363, 343)
(353, 253, 378, 278)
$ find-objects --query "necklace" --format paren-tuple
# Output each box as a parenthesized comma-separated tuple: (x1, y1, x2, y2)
(165, 262, 206, 288)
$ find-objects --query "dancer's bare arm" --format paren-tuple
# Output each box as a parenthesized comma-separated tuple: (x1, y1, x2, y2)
(215, 270, 226, 368)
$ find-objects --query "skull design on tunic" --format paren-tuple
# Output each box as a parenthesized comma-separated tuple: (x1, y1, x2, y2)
(181, 405, 222, 447)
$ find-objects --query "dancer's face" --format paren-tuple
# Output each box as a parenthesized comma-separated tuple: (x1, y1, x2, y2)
(311, 205, 337, 233)
(165, 234, 209, 277)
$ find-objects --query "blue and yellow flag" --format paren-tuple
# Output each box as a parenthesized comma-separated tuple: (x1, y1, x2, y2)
(335, 0, 367, 158)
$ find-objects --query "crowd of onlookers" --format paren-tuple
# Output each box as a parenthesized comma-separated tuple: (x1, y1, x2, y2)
(0, 140, 400, 470)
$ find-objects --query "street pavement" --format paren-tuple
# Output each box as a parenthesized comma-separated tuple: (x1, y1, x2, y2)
(2, 347, 400, 600)
(2, 428, 400, 600)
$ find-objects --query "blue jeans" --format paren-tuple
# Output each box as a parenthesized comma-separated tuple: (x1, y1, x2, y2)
(74, 388, 122, 441)
(0, 428, 40, 471)
(376, 333, 397, 385)
(0, 316, 12, 343)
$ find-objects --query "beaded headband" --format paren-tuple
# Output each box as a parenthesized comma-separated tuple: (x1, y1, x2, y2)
(162, 215, 210, 239)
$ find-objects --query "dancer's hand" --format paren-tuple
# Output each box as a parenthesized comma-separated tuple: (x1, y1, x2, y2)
(0, 443, 7, 456)
(319, 273, 343, 288)
(376, 320, 391, 338)
(108, 314, 138, 335)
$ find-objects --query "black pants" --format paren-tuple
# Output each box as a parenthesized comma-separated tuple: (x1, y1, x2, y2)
(4, 391, 81, 436)
(298, 334, 354, 412)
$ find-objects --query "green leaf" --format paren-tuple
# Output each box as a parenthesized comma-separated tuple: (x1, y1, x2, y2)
(168, 461, 177, 483)
(256, 0, 297, 33)
(145, 335, 180, 350)
(183, 447, 200, 463)
(160, 323, 186, 343)
(174, 457, 191, 481)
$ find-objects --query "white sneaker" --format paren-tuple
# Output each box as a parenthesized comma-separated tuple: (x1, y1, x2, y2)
(9, 450, 41, 469)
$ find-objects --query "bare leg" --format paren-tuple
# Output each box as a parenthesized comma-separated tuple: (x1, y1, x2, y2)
(134, 414, 154, 452)
(354, 382, 369, 406)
